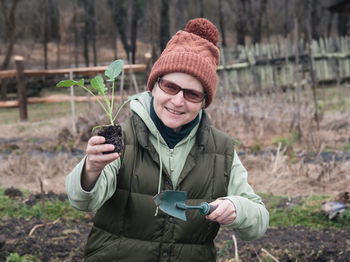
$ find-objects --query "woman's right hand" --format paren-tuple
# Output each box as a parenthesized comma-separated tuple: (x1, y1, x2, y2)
(81, 136, 120, 191)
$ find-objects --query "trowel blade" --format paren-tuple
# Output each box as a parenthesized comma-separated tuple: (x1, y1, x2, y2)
(153, 190, 188, 221)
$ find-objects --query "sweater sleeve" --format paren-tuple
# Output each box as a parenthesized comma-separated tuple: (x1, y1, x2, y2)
(222, 150, 269, 240)
(65, 156, 121, 212)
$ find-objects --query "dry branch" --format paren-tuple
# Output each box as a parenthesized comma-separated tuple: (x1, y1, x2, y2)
(28, 218, 60, 237)
(261, 248, 280, 262)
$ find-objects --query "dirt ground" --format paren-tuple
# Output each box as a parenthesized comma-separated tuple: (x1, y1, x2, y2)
(1, 191, 349, 262)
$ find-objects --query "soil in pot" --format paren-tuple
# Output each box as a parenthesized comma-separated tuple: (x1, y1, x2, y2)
(97, 124, 124, 153)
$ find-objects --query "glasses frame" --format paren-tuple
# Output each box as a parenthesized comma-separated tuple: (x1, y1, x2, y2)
(156, 77, 206, 103)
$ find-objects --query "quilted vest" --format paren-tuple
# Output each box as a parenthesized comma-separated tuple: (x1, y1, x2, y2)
(84, 111, 235, 262)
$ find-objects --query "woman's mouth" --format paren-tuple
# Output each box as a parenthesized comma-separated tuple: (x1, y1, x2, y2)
(166, 107, 183, 115)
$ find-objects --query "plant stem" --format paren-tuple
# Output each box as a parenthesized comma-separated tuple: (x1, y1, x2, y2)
(101, 91, 113, 125)
(110, 79, 115, 125)
(112, 100, 128, 123)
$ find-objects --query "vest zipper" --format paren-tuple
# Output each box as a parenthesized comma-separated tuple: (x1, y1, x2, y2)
(169, 148, 174, 189)
(169, 148, 174, 175)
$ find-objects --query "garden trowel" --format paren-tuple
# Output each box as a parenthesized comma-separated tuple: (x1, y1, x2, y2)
(153, 190, 217, 221)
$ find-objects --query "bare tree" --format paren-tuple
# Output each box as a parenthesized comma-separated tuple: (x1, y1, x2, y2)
(0, 0, 20, 100)
(148, 0, 160, 64)
(337, 13, 348, 36)
(198, 0, 204, 17)
(130, 0, 141, 64)
(42, 0, 49, 69)
(218, 0, 227, 47)
(72, 1, 80, 67)
(160, 0, 170, 52)
(108, 0, 130, 60)
(170, 0, 185, 35)
(227, 0, 246, 46)
(283, 0, 290, 38)
(89, 0, 97, 66)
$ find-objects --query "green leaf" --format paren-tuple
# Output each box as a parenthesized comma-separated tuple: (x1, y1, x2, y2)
(105, 60, 124, 82)
(90, 75, 107, 95)
(76, 79, 85, 87)
(56, 79, 84, 88)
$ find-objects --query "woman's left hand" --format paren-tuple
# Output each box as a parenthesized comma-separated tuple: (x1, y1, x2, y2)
(205, 199, 236, 225)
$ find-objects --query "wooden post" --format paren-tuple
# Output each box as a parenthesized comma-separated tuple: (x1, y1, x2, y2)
(128, 52, 139, 93)
(14, 55, 28, 121)
(220, 48, 229, 95)
(293, 18, 302, 139)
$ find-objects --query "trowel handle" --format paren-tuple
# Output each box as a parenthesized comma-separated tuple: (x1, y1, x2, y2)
(208, 204, 217, 214)
(199, 202, 217, 215)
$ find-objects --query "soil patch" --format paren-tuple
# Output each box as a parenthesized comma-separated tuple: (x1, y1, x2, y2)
(216, 226, 350, 262)
(1, 216, 349, 262)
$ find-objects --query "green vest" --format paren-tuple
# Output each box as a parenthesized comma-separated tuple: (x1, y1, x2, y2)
(84, 111, 235, 262)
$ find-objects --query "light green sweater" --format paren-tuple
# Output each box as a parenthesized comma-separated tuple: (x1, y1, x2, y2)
(66, 91, 269, 240)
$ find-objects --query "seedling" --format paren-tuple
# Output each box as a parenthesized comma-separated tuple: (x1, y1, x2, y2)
(56, 59, 139, 153)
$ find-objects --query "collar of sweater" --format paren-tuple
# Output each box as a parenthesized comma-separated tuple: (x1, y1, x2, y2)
(150, 97, 199, 149)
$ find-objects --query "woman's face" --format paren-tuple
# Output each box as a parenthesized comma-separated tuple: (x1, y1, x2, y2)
(152, 72, 204, 131)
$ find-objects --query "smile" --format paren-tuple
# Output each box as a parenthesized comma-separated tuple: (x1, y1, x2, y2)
(166, 107, 184, 115)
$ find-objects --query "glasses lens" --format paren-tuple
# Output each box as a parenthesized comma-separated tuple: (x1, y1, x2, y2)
(183, 89, 204, 103)
(158, 79, 180, 95)
(158, 78, 205, 103)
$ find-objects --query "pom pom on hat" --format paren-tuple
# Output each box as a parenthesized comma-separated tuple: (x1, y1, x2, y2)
(185, 18, 219, 46)
(147, 18, 220, 108)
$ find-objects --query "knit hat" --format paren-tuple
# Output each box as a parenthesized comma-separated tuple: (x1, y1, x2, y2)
(147, 18, 220, 108)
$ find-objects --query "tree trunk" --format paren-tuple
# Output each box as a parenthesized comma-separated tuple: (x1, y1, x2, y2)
(218, 0, 226, 47)
(0, 0, 20, 101)
(130, 0, 139, 64)
(108, 0, 130, 60)
(73, 1, 79, 67)
(171, 0, 185, 34)
(228, 0, 246, 46)
(283, 0, 289, 38)
(337, 13, 348, 36)
(43, 0, 49, 69)
(307, 0, 319, 130)
(310, 0, 320, 40)
(251, 0, 267, 44)
(87, 0, 97, 66)
(327, 12, 334, 38)
(83, 0, 90, 66)
(149, 0, 160, 64)
(198, 0, 204, 17)
(160, 0, 170, 52)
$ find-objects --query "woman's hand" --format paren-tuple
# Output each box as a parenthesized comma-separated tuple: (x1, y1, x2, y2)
(206, 199, 237, 225)
(82, 136, 120, 191)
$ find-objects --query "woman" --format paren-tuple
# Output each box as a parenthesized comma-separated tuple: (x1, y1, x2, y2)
(66, 18, 269, 262)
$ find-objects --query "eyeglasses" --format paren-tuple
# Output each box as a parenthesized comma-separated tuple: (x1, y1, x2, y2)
(156, 77, 206, 103)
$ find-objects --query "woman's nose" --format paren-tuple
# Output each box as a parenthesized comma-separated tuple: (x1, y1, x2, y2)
(171, 90, 185, 105)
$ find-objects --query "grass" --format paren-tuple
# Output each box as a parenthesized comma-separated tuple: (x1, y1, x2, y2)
(342, 142, 350, 151)
(263, 194, 350, 229)
(0, 101, 89, 125)
(5, 252, 39, 262)
(1, 188, 349, 229)
(0, 188, 90, 223)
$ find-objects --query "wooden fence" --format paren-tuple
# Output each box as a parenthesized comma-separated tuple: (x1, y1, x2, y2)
(0, 56, 147, 125)
(217, 36, 350, 94)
